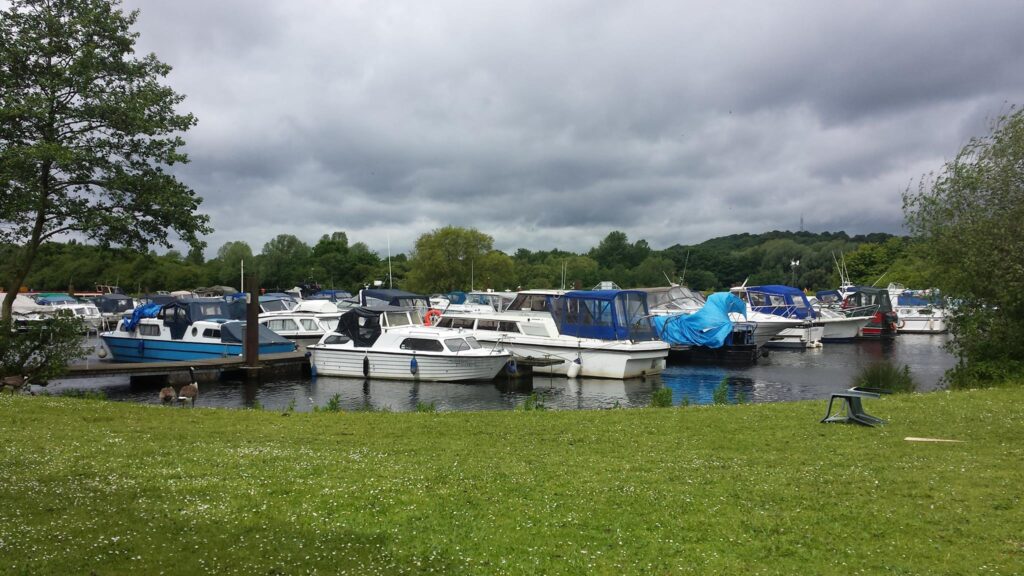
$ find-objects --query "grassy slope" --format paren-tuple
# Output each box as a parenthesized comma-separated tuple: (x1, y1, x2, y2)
(0, 389, 1021, 575)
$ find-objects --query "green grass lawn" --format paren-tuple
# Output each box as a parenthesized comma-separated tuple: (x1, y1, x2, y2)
(1, 388, 1022, 575)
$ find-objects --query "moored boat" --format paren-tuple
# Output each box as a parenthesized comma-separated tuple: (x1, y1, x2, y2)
(99, 298, 296, 362)
(308, 306, 511, 381)
(438, 289, 669, 379)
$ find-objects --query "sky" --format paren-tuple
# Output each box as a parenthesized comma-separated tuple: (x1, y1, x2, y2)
(119, 0, 1024, 257)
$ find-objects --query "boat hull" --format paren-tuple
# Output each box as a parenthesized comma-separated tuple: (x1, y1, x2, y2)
(101, 335, 295, 362)
(310, 348, 510, 382)
(895, 308, 948, 333)
(765, 325, 825, 349)
(473, 337, 667, 379)
(819, 316, 872, 342)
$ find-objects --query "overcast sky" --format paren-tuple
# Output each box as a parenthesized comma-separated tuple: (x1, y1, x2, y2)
(121, 0, 1024, 257)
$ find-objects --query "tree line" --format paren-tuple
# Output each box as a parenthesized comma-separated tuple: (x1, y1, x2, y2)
(0, 228, 932, 296)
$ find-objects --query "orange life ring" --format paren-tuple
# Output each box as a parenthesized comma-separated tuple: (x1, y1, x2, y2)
(424, 309, 442, 326)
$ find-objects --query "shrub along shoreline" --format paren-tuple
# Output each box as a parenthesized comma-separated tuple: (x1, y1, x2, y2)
(1, 388, 1021, 575)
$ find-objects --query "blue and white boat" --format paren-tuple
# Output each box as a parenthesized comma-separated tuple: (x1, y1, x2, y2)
(741, 284, 870, 343)
(99, 298, 296, 362)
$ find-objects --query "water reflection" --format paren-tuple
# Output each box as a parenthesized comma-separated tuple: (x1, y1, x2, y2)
(48, 334, 955, 412)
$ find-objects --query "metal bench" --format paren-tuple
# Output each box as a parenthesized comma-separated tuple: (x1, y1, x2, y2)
(821, 387, 890, 426)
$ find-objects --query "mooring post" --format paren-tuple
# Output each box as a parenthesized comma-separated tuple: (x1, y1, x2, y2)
(243, 273, 262, 380)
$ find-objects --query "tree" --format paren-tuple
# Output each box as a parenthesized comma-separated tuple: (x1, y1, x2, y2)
(0, 0, 210, 323)
(405, 226, 495, 293)
(259, 234, 311, 289)
(213, 240, 254, 288)
(904, 107, 1024, 386)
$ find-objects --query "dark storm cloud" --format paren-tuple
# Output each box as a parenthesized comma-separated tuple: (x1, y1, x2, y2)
(122, 0, 1024, 256)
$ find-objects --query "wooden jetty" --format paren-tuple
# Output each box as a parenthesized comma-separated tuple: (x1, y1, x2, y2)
(65, 351, 309, 385)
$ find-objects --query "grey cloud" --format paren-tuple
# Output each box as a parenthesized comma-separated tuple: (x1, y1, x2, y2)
(122, 0, 1024, 256)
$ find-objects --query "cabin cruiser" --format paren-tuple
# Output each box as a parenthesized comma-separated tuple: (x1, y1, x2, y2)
(840, 286, 900, 338)
(437, 289, 668, 379)
(32, 293, 103, 333)
(429, 291, 514, 314)
(99, 297, 296, 362)
(807, 297, 873, 341)
(308, 305, 511, 381)
(739, 285, 870, 344)
(729, 286, 823, 348)
(887, 284, 948, 334)
(259, 299, 344, 350)
(91, 293, 137, 330)
(638, 285, 792, 353)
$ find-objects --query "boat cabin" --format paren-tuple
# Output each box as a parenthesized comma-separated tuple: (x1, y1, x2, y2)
(737, 285, 815, 320)
(321, 306, 481, 352)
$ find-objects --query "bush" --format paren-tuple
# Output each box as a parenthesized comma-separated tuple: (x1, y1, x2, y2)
(944, 360, 1024, 390)
(415, 401, 437, 413)
(649, 387, 673, 408)
(519, 393, 546, 411)
(712, 378, 729, 404)
(852, 361, 916, 393)
(1, 316, 88, 387)
(325, 393, 342, 412)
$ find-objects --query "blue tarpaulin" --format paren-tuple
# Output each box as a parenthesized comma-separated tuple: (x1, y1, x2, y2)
(123, 302, 162, 332)
(652, 292, 746, 348)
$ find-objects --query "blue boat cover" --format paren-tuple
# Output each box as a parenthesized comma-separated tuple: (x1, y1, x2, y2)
(746, 285, 815, 319)
(552, 290, 657, 341)
(123, 302, 162, 332)
(652, 292, 746, 348)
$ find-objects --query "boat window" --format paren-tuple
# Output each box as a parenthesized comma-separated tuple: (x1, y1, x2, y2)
(449, 317, 475, 329)
(198, 303, 225, 318)
(138, 324, 160, 336)
(769, 295, 787, 306)
(508, 294, 551, 312)
(518, 323, 550, 337)
(261, 300, 289, 312)
(323, 334, 350, 345)
(400, 338, 444, 352)
(435, 317, 455, 328)
(445, 338, 472, 352)
(322, 319, 339, 331)
(748, 293, 768, 307)
(498, 321, 520, 333)
(386, 311, 412, 327)
(476, 319, 499, 331)
(464, 336, 482, 349)
(202, 328, 221, 339)
(300, 319, 319, 331)
(266, 318, 299, 332)
(792, 298, 806, 309)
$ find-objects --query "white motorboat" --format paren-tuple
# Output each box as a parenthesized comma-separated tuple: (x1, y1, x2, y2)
(259, 300, 344, 350)
(808, 297, 872, 341)
(729, 286, 823, 348)
(32, 293, 103, 333)
(308, 306, 511, 381)
(887, 284, 948, 334)
(437, 289, 669, 379)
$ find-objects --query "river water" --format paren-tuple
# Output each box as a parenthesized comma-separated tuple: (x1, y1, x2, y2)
(47, 334, 956, 412)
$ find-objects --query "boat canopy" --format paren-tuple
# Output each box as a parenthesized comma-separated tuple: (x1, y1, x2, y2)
(815, 290, 843, 305)
(158, 298, 240, 339)
(93, 293, 134, 314)
(745, 285, 815, 319)
(652, 292, 746, 348)
(638, 286, 706, 312)
(359, 289, 429, 310)
(333, 306, 395, 347)
(843, 286, 894, 314)
(308, 289, 352, 301)
(219, 321, 293, 345)
(34, 293, 78, 305)
(549, 290, 657, 341)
